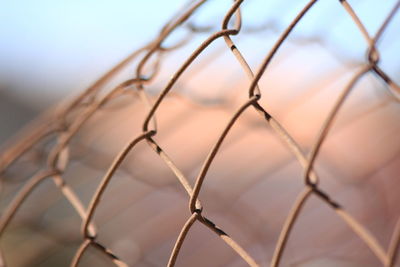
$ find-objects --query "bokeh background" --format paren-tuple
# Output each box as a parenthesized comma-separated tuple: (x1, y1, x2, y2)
(1, 0, 400, 266)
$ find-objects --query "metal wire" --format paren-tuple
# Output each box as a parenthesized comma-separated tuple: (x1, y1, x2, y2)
(0, 0, 399, 266)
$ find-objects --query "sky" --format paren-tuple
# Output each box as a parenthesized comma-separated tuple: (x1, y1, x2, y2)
(0, 0, 183, 105)
(0, 0, 399, 107)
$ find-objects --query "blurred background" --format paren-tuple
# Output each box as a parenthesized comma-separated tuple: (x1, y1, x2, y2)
(0, 0, 184, 142)
(0, 0, 400, 266)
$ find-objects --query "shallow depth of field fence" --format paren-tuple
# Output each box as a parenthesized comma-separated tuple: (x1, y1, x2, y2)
(1, 0, 400, 266)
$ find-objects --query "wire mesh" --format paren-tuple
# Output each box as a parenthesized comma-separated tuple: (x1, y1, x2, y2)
(1, 0, 400, 266)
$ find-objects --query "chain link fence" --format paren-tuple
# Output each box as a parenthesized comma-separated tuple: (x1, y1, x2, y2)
(1, 0, 400, 266)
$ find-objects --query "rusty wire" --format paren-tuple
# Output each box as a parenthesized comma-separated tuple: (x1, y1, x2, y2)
(0, 0, 400, 266)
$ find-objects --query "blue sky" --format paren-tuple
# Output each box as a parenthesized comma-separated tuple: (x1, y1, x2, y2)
(0, 0, 398, 106)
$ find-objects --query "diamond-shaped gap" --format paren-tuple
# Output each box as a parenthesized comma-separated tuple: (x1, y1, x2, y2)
(308, 71, 399, 184)
(156, 28, 249, 104)
(91, 92, 274, 266)
(83, 167, 157, 230)
(95, 189, 188, 266)
(258, 39, 345, 108)
(321, 83, 400, 183)
(307, 163, 397, 260)
(55, 88, 152, 208)
(311, 75, 400, 252)
(274, 68, 363, 150)
(254, 42, 358, 153)
(84, 137, 192, 265)
(275, 68, 400, 260)
(232, 160, 305, 264)
(142, 93, 250, 188)
(193, 117, 299, 213)
(114, 94, 302, 266)
(144, 210, 268, 266)
(91, 187, 188, 265)
(75, 89, 147, 161)
(278, 193, 382, 267)
(316, 146, 400, 255)
(265, 46, 350, 113)
(169, 103, 306, 264)
(44, 94, 194, 265)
